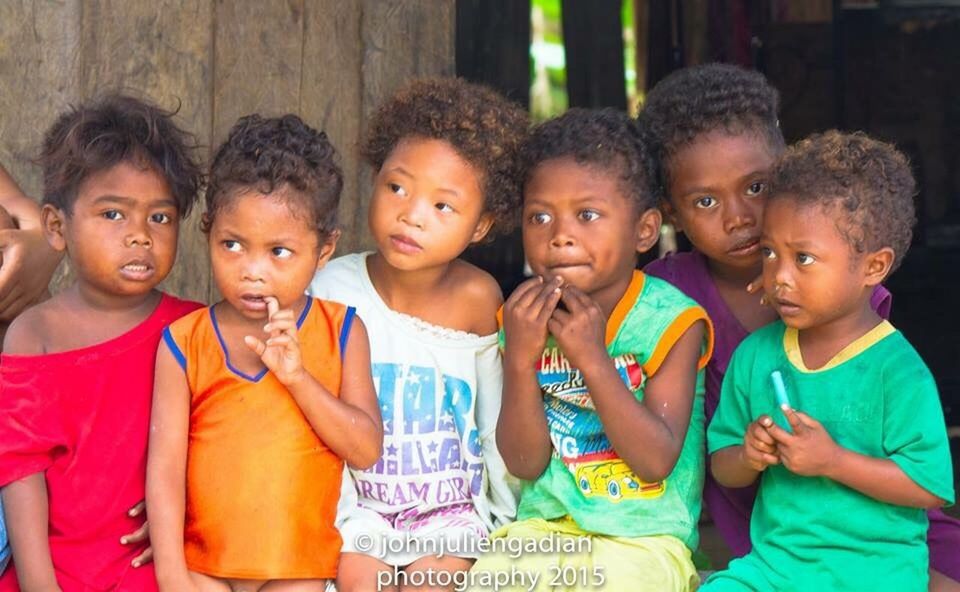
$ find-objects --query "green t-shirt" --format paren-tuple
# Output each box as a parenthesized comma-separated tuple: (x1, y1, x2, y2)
(706, 320, 955, 591)
(511, 271, 713, 549)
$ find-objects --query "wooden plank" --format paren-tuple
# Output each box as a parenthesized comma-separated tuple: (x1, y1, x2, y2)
(357, 0, 456, 250)
(0, 0, 82, 293)
(212, 0, 305, 145)
(300, 0, 364, 255)
(80, 0, 213, 301)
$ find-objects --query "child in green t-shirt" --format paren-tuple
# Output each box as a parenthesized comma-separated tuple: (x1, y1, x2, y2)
(467, 109, 713, 591)
(702, 131, 955, 592)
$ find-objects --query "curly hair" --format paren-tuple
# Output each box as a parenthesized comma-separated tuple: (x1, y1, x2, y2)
(361, 77, 528, 235)
(205, 114, 343, 241)
(639, 63, 784, 198)
(520, 107, 658, 210)
(769, 130, 916, 272)
(39, 93, 202, 217)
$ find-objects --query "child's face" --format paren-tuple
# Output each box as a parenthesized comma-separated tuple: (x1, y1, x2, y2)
(209, 191, 335, 319)
(368, 138, 493, 272)
(665, 132, 777, 278)
(760, 196, 887, 330)
(522, 157, 660, 311)
(46, 161, 179, 300)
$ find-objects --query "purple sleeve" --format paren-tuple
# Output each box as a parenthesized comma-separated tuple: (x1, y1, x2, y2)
(643, 255, 677, 284)
(870, 284, 893, 320)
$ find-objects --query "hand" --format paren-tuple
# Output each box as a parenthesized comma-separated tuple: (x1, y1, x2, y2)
(243, 297, 304, 386)
(0, 228, 61, 321)
(120, 501, 152, 567)
(742, 415, 780, 472)
(546, 286, 607, 370)
(766, 406, 840, 477)
(503, 276, 564, 367)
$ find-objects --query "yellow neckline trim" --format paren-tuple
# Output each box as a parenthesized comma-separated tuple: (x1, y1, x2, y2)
(783, 320, 895, 373)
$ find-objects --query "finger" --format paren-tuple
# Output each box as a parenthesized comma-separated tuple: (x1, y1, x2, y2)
(264, 317, 297, 335)
(505, 276, 545, 307)
(131, 546, 153, 568)
(546, 317, 562, 337)
(265, 335, 295, 348)
(559, 285, 591, 313)
(781, 405, 804, 432)
(760, 452, 780, 465)
(794, 410, 821, 429)
(121, 521, 149, 544)
(0, 285, 25, 320)
(128, 501, 146, 517)
(550, 307, 571, 325)
(765, 421, 794, 444)
(532, 282, 564, 323)
(265, 296, 280, 319)
(752, 420, 776, 445)
(267, 309, 295, 323)
(746, 276, 763, 294)
(244, 335, 267, 356)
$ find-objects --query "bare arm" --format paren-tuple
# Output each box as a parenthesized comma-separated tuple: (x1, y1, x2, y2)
(2, 473, 61, 592)
(285, 317, 382, 469)
(497, 277, 563, 480)
(0, 163, 41, 229)
(145, 345, 194, 590)
(584, 321, 704, 482)
(768, 408, 943, 508)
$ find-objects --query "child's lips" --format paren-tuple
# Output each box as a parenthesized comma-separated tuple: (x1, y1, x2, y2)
(389, 234, 422, 254)
(119, 261, 155, 281)
(240, 293, 269, 312)
(773, 297, 802, 315)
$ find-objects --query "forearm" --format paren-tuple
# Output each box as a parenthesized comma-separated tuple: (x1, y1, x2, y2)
(145, 462, 191, 586)
(710, 446, 762, 488)
(286, 373, 382, 469)
(2, 473, 60, 591)
(0, 165, 41, 230)
(824, 447, 944, 508)
(585, 361, 684, 482)
(497, 361, 552, 480)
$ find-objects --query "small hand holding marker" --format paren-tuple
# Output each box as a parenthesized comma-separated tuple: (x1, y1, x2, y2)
(244, 296, 305, 386)
(765, 371, 840, 477)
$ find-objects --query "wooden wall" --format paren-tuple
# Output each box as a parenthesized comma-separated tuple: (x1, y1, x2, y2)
(0, 0, 455, 302)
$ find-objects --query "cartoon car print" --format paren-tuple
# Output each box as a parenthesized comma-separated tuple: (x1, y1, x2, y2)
(575, 459, 665, 501)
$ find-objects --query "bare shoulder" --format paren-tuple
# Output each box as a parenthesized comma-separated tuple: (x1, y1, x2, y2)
(3, 298, 59, 354)
(447, 260, 503, 335)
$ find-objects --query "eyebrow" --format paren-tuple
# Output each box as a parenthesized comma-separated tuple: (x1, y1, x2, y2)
(676, 171, 768, 198)
(383, 166, 463, 199)
(92, 194, 177, 208)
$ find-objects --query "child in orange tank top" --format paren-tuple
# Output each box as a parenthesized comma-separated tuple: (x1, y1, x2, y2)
(146, 115, 382, 592)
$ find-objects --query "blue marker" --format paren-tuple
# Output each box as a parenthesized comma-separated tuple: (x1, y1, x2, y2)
(770, 370, 791, 409)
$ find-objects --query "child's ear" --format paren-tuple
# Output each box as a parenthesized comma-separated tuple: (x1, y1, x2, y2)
(634, 207, 662, 254)
(659, 199, 683, 233)
(863, 246, 894, 286)
(315, 229, 341, 271)
(41, 204, 68, 252)
(470, 212, 495, 244)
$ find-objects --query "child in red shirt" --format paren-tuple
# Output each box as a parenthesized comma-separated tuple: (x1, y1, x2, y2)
(0, 94, 203, 591)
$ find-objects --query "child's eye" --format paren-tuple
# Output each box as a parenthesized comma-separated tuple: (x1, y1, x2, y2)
(223, 240, 242, 252)
(272, 247, 293, 259)
(578, 209, 600, 222)
(388, 183, 407, 197)
(761, 247, 776, 260)
(102, 210, 123, 221)
(694, 196, 717, 209)
(528, 212, 552, 225)
(150, 212, 173, 224)
(796, 253, 815, 266)
(435, 202, 454, 213)
(746, 181, 767, 196)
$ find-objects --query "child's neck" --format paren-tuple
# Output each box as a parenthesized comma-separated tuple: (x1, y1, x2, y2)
(705, 257, 777, 332)
(40, 283, 162, 352)
(796, 300, 882, 370)
(366, 252, 452, 316)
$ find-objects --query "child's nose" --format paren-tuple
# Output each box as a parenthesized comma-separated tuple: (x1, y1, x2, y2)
(125, 222, 152, 248)
(723, 197, 756, 232)
(399, 197, 428, 229)
(549, 218, 576, 247)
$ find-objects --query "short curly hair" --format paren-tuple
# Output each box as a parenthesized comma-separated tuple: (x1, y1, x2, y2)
(769, 130, 916, 272)
(520, 107, 658, 210)
(640, 63, 784, 199)
(205, 114, 343, 242)
(361, 77, 528, 235)
(39, 93, 202, 217)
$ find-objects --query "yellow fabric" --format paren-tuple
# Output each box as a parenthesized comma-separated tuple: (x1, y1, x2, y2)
(783, 319, 895, 373)
(466, 517, 699, 591)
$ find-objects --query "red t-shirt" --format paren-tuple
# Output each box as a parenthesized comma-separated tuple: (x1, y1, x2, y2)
(0, 294, 201, 591)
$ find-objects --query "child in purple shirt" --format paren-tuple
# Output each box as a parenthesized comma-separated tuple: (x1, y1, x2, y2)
(640, 63, 960, 589)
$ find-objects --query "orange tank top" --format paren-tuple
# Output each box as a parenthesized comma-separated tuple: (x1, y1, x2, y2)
(164, 298, 354, 579)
